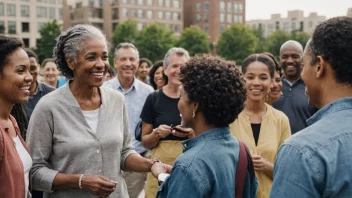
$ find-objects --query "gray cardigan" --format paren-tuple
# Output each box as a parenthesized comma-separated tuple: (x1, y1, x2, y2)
(26, 83, 137, 198)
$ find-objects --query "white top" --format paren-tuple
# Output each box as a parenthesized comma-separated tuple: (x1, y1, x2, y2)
(81, 108, 100, 134)
(13, 136, 33, 198)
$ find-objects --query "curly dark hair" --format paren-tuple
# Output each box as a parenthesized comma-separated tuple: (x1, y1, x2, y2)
(0, 36, 23, 74)
(242, 54, 276, 78)
(149, 60, 168, 90)
(180, 55, 246, 127)
(53, 24, 107, 79)
(262, 52, 282, 77)
(308, 16, 352, 85)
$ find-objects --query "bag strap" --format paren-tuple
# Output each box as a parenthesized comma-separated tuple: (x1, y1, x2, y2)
(235, 140, 249, 198)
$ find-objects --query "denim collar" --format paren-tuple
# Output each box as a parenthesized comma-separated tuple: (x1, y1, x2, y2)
(307, 97, 352, 126)
(182, 127, 231, 151)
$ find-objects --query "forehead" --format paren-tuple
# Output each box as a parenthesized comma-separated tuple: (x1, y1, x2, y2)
(117, 47, 137, 58)
(7, 48, 29, 65)
(281, 45, 302, 56)
(81, 38, 107, 54)
(44, 62, 57, 68)
(245, 61, 270, 74)
(29, 57, 38, 65)
(168, 54, 187, 65)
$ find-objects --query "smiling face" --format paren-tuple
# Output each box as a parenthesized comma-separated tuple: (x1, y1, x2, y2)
(268, 71, 282, 101)
(29, 57, 39, 83)
(154, 66, 166, 89)
(0, 48, 33, 104)
(164, 54, 187, 86)
(114, 47, 139, 81)
(71, 38, 109, 88)
(280, 45, 303, 81)
(244, 61, 272, 102)
(43, 61, 59, 84)
(138, 62, 150, 79)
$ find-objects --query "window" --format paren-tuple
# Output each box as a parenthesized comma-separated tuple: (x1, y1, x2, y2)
(138, 0, 144, 5)
(173, 12, 179, 20)
(130, 9, 136, 17)
(22, 22, 30, 32)
(165, 0, 170, 7)
(49, 7, 56, 19)
(21, 5, 30, 17)
(122, 8, 128, 17)
(158, 0, 163, 6)
(112, 8, 119, 19)
(283, 22, 289, 31)
(196, 3, 201, 11)
(21, 0, 30, 1)
(7, 4, 16, 17)
(138, 23, 143, 30)
(308, 21, 313, 28)
(203, 26, 208, 33)
(220, 24, 225, 33)
(49, 0, 56, 4)
(220, 1, 225, 11)
(220, 13, 225, 22)
(158, 11, 163, 19)
(8, 21, 16, 34)
(238, 15, 243, 23)
(165, 12, 170, 20)
(0, 21, 5, 33)
(137, 9, 143, 18)
(227, 2, 232, 12)
(22, 38, 29, 47)
(196, 14, 200, 23)
(227, 14, 232, 23)
(37, 0, 47, 2)
(174, 24, 180, 33)
(112, 22, 118, 31)
(37, 7, 47, 18)
(291, 22, 296, 31)
(204, 2, 209, 11)
(147, 10, 153, 19)
(204, 13, 208, 22)
(147, 0, 153, 5)
(37, 22, 45, 31)
(239, 4, 243, 13)
(0, 3, 4, 16)
(89, 0, 95, 6)
(122, 0, 128, 3)
(130, 0, 136, 4)
(234, 3, 239, 13)
(173, 0, 179, 8)
(59, 8, 63, 20)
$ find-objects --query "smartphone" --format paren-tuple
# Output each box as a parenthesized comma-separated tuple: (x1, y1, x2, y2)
(172, 126, 189, 133)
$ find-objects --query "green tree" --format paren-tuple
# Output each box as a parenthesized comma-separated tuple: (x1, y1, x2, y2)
(291, 31, 310, 48)
(266, 30, 291, 57)
(176, 25, 211, 56)
(35, 20, 61, 63)
(136, 23, 176, 62)
(251, 27, 268, 53)
(216, 24, 257, 65)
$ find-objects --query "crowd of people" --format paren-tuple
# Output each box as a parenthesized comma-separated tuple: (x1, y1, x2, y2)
(0, 16, 351, 198)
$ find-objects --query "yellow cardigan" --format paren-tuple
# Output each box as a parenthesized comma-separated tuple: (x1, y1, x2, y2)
(230, 104, 291, 198)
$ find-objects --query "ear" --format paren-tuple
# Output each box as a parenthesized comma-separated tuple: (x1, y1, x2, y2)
(113, 59, 119, 69)
(315, 56, 325, 79)
(163, 65, 167, 75)
(66, 57, 75, 71)
(192, 101, 200, 114)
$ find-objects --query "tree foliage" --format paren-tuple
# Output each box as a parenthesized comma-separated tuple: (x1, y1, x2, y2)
(291, 31, 310, 48)
(216, 24, 257, 65)
(111, 19, 138, 47)
(35, 20, 61, 63)
(176, 25, 211, 56)
(136, 23, 176, 63)
(266, 30, 291, 57)
(252, 27, 268, 53)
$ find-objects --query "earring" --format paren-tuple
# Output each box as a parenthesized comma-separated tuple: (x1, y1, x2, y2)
(192, 111, 195, 118)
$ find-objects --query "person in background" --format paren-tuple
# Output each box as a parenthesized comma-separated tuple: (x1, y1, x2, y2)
(151, 55, 257, 198)
(262, 52, 283, 105)
(26, 24, 168, 198)
(104, 67, 116, 82)
(136, 58, 152, 84)
(104, 43, 154, 198)
(271, 16, 352, 198)
(0, 36, 33, 198)
(149, 60, 167, 90)
(273, 40, 317, 134)
(41, 58, 65, 88)
(230, 54, 291, 198)
(141, 47, 191, 198)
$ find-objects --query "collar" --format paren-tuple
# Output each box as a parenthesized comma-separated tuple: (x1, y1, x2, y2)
(282, 77, 303, 87)
(307, 97, 352, 126)
(114, 76, 139, 93)
(182, 127, 231, 151)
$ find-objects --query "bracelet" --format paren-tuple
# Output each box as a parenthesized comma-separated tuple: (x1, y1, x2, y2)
(150, 158, 160, 171)
(79, 174, 84, 189)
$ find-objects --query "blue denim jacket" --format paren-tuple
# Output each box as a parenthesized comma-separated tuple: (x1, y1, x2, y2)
(271, 97, 352, 198)
(157, 127, 257, 198)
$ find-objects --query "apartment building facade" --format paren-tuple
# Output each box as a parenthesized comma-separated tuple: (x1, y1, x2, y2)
(184, 0, 246, 43)
(347, 8, 352, 18)
(0, 0, 63, 48)
(246, 10, 326, 37)
(63, 0, 184, 40)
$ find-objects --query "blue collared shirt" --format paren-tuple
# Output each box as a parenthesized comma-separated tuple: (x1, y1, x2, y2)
(157, 127, 257, 198)
(104, 77, 154, 154)
(271, 97, 352, 198)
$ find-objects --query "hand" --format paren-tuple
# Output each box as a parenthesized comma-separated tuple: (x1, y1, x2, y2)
(155, 125, 172, 138)
(81, 175, 117, 197)
(151, 162, 173, 178)
(171, 125, 195, 139)
(251, 154, 273, 172)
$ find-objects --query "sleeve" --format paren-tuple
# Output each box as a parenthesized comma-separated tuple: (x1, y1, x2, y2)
(140, 92, 156, 125)
(270, 144, 321, 198)
(157, 166, 207, 198)
(120, 99, 138, 170)
(279, 114, 291, 145)
(26, 99, 59, 192)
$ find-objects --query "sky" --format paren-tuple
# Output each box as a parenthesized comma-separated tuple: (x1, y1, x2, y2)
(246, 0, 351, 21)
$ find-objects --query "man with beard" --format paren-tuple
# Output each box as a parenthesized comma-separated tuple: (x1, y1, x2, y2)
(104, 43, 154, 198)
(273, 40, 316, 134)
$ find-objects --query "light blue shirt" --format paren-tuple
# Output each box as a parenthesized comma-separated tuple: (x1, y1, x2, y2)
(104, 77, 154, 154)
(271, 97, 352, 198)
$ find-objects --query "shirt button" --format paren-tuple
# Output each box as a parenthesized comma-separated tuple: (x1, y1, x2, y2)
(99, 170, 102, 173)
(184, 144, 187, 148)
(289, 88, 292, 91)
(97, 150, 100, 154)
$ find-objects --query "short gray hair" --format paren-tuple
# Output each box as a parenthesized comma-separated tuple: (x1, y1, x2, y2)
(163, 47, 190, 67)
(114, 42, 139, 60)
